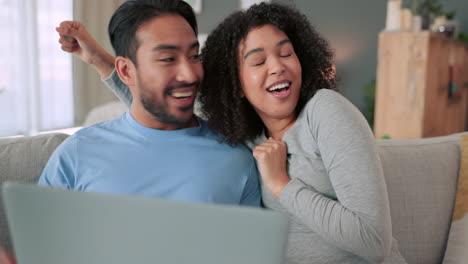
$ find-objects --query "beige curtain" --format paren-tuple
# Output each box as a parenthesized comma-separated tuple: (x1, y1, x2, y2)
(72, 0, 124, 125)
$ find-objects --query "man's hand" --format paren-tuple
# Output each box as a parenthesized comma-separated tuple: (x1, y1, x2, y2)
(253, 138, 291, 198)
(56, 21, 115, 78)
(0, 248, 16, 264)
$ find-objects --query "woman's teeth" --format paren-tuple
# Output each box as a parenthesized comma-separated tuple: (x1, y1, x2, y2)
(267, 83, 290, 92)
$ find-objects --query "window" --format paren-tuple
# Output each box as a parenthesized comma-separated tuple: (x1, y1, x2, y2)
(0, 0, 73, 137)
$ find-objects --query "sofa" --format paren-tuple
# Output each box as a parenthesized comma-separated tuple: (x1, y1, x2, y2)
(0, 131, 465, 264)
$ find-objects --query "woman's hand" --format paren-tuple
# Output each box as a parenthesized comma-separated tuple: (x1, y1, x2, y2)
(56, 21, 115, 78)
(253, 138, 291, 198)
(0, 248, 16, 264)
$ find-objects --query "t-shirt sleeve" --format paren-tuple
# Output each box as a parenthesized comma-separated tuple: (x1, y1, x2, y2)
(239, 157, 262, 207)
(101, 69, 133, 108)
(37, 137, 77, 189)
(279, 90, 392, 262)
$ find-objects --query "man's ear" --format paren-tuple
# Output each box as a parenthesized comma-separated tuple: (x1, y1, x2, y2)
(115, 56, 136, 87)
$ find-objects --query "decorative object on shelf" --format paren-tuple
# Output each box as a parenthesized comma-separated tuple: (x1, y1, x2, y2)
(401, 8, 413, 31)
(442, 11, 457, 38)
(431, 11, 457, 38)
(385, 0, 402, 31)
(183, 0, 202, 14)
(432, 16, 447, 33)
(384, 0, 417, 32)
(412, 15, 423, 32)
(413, 0, 443, 30)
(240, 0, 270, 10)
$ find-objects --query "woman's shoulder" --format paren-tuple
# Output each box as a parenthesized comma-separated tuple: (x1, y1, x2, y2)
(300, 88, 348, 118)
(298, 88, 366, 131)
(304, 89, 345, 109)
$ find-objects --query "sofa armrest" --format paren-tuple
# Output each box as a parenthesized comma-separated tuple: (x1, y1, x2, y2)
(0, 133, 68, 251)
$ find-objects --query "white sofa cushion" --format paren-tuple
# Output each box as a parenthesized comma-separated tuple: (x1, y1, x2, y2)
(0, 133, 68, 250)
(377, 134, 462, 264)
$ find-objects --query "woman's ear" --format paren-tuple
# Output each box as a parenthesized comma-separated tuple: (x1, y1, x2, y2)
(114, 56, 136, 87)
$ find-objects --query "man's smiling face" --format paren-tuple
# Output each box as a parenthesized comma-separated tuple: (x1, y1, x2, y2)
(133, 14, 203, 127)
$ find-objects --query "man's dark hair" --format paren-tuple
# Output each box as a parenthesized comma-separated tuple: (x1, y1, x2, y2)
(108, 0, 198, 65)
(198, 3, 335, 146)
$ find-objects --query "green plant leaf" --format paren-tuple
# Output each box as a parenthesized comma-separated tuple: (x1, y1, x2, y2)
(362, 79, 376, 129)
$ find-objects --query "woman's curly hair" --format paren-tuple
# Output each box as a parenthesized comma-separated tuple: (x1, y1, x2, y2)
(198, 3, 335, 146)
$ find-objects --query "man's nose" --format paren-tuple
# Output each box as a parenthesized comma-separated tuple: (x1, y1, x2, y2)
(176, 60, 199, 83)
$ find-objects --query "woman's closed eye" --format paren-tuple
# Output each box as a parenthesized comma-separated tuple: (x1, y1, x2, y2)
(252, 60, 265, 66)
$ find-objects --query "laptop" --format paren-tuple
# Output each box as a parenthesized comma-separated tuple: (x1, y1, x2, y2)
(2, 183, 289, 264)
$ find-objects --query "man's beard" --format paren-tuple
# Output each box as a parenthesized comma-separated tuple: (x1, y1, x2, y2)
(139, 82, 197, 127)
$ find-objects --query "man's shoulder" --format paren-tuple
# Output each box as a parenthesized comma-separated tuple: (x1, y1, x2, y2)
(73, 114, 127, 140)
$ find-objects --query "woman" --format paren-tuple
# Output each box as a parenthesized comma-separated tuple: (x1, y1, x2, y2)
(197, 4, 406, 263)
(57, 3, 406, 263)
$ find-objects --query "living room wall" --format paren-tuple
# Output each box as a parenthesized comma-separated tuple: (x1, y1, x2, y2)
(294, 0, 468, 110)
(194, 0, 468, 112)
(196, 0, 293, 33)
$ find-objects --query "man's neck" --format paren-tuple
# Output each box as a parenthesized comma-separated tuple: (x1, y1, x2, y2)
(129, 107, 198, 131)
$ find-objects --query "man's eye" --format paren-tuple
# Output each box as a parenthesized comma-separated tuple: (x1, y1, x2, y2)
(159, 58, 175, 62)
(190, 54, 201, 61)
(280, 53, 292, 58)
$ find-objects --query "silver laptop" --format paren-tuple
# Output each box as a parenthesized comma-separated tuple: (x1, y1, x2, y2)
(2, 183, 289, 264)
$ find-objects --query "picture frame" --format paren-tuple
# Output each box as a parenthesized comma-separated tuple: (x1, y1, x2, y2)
(184, 0, 202, 14)
(239, 0, 270, 10)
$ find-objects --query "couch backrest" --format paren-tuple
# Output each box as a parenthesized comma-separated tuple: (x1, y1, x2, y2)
(0, 133, 68, 251)
(377, 133, 464, 264)
(0, 132, 464, 262)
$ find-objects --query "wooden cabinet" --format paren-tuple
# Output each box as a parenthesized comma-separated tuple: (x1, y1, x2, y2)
(374, 31, 468, 139)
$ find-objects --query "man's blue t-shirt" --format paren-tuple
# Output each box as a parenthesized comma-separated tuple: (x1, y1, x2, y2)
(39, 112, 261, 206)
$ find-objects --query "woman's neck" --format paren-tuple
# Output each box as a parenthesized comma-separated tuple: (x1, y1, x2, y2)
(261, 114, 297, 140)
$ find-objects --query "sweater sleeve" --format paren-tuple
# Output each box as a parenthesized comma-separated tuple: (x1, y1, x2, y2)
(279, 90, 392, 263)
(101, 69, 133, 108)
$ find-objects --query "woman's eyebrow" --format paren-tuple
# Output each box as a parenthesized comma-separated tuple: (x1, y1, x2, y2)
(277, 39, 291, 46)
(243, 39, 291, 60)
(243, 48, 264, 60)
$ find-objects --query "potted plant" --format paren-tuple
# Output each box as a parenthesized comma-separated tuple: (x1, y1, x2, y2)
(412, 0, 444, 30)
(443, 11, 457, 38)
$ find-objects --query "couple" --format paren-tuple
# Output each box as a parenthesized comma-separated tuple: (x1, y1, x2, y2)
(3, 0, 406, 263)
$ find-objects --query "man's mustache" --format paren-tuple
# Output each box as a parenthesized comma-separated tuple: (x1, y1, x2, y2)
(165, 82, 199, 95)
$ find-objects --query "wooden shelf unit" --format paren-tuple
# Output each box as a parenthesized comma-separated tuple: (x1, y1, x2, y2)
(374, 31, 468, 139)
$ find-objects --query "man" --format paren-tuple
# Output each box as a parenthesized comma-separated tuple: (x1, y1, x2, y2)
(2, 2, 260, 263)
(40, 0, 260, 203)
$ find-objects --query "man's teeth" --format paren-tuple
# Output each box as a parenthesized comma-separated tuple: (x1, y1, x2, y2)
(267, 83, 290, 92)
(171, 91, 193, 98)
